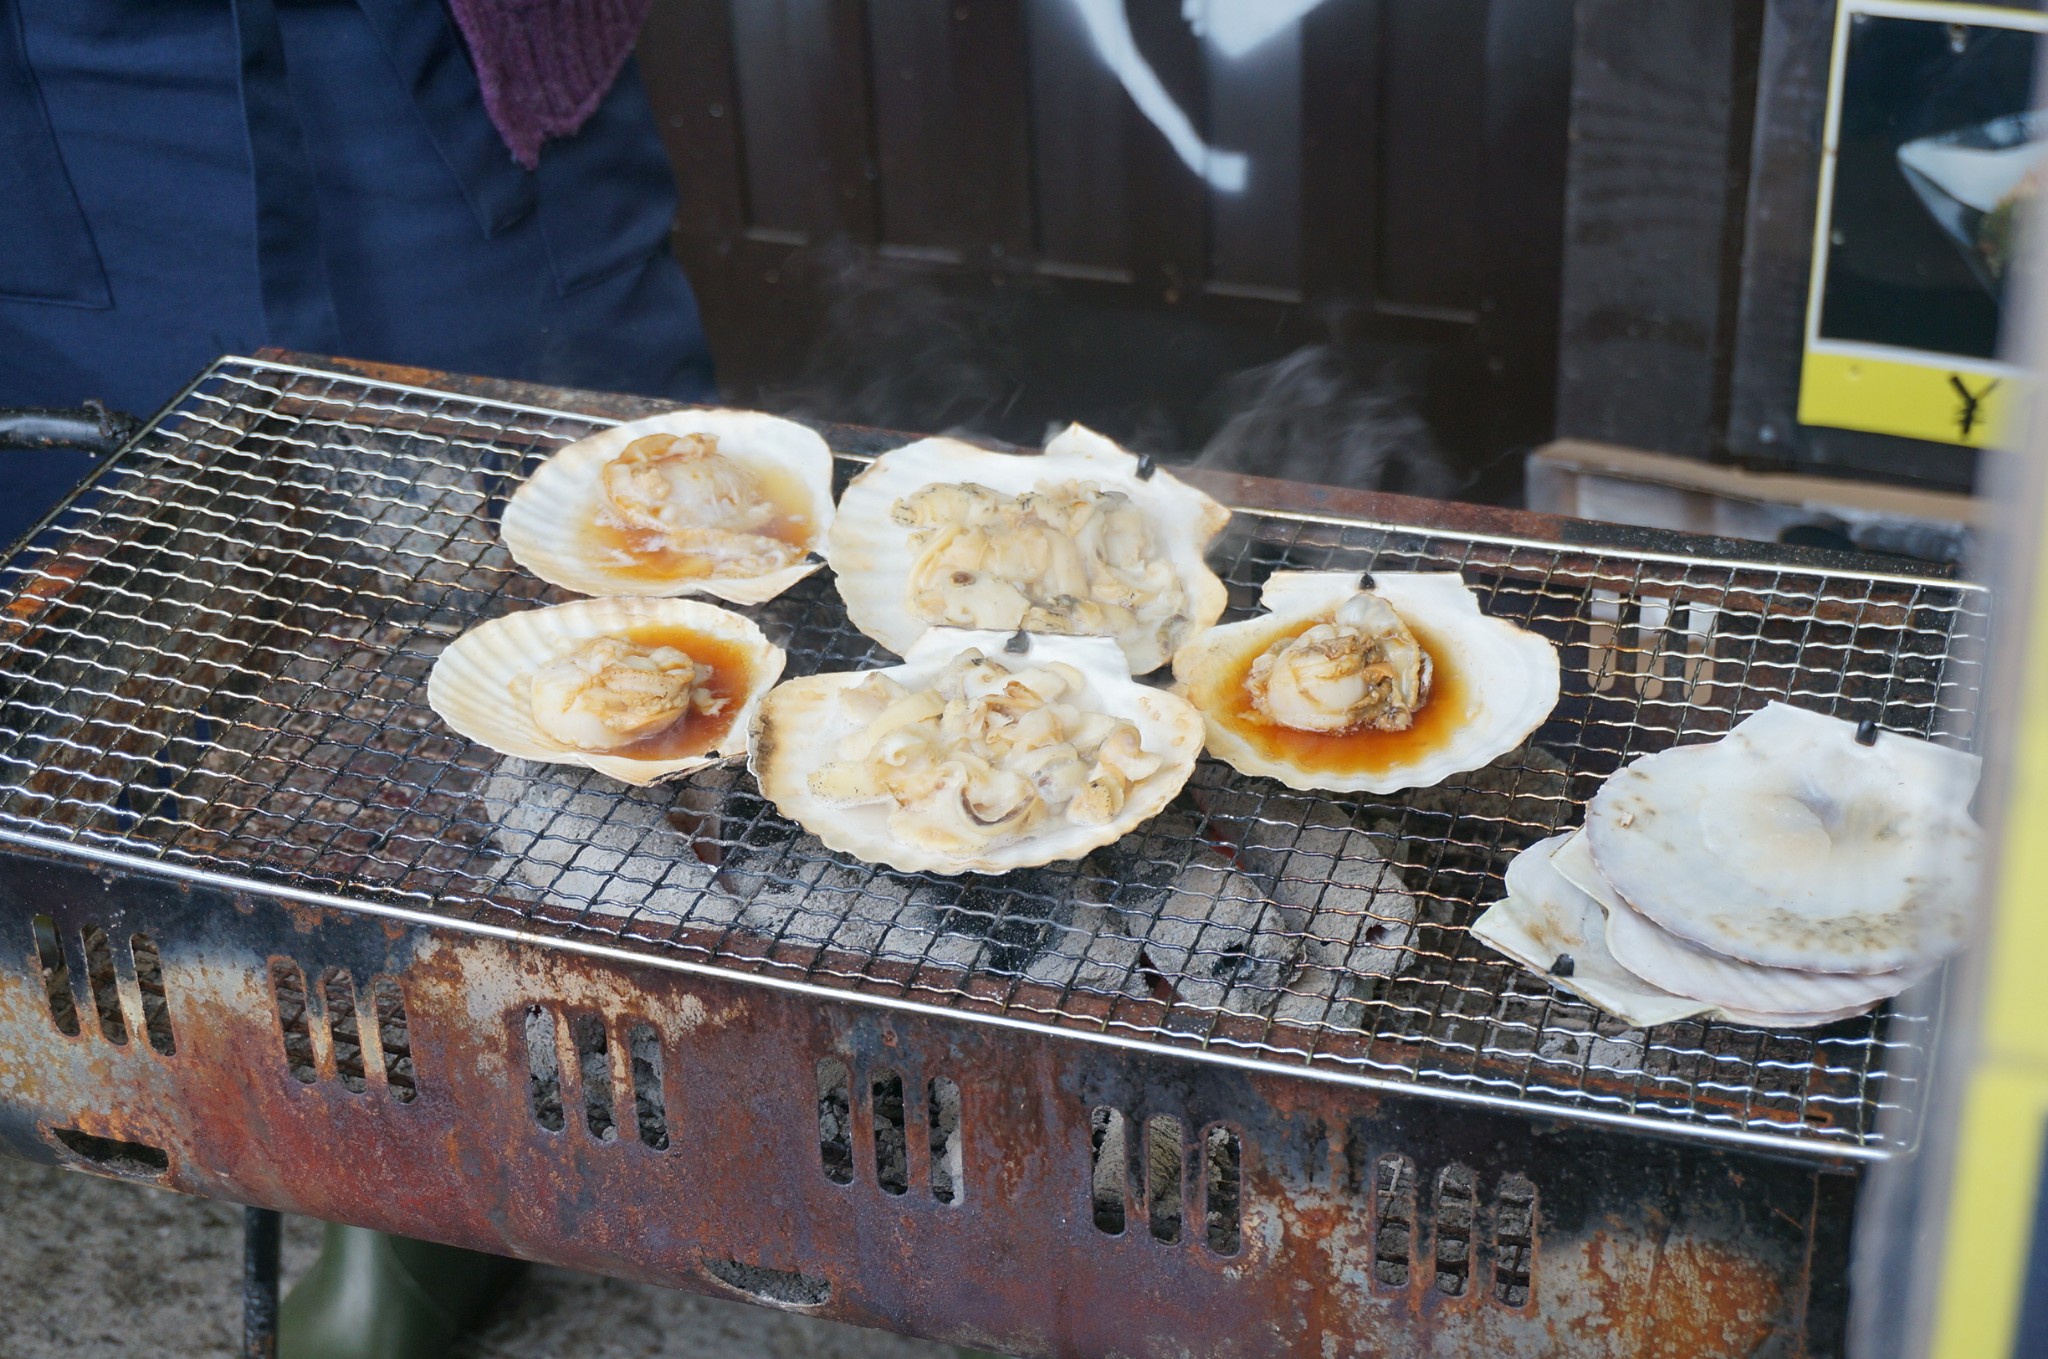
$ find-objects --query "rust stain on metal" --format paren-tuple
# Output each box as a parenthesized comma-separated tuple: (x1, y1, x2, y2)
(2, 555, 91, 632)
(1564, 1231, 1787, 1357)
(0, 871, 1853, 1357)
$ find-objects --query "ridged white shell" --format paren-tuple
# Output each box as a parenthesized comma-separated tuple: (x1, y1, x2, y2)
(823, 425, 1230, 674)
(1585, 703, 1982, 973)
(748, 628, 1205, 875)
(1475, 834, 1710, 1027)
(500, 409, 835, 603)
(1473, 834, 1883, 1029)
(1171, 571, 1560, 793)
(428, 597, 785, 786)
(1550, 831, 1930, 1014)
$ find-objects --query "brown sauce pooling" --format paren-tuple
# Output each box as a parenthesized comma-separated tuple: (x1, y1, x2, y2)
(585, 460, 816, 583)
(587, 624, 755, 759)
(1203, 620, 1470, 776)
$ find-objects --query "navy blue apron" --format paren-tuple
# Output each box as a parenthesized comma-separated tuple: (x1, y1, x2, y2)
(0, 0, 716, 418)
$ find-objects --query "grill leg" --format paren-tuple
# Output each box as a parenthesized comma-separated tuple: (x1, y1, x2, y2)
(244, 1207, 282, 1359)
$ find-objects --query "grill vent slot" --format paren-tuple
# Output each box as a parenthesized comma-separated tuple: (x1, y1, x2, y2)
(1203, 1125, 1242, 1256)
(270, 958, 316, 1084)
(31, 915, 78, 1037)
(1432, 1163, 1476, 1296)
(872, 1069, 908, 1196)
(817, 1059, 854, 1184)
(523, 1005, 565, 1132)
(628, 1023, 669, 1150)
(130, 933, 175, 1056)
(1087, 1111, 1246, 1254)
(927, 1076, 962, 1204)
(42, 924, 175, 1056)
(1373, 1154, 1415, 1287)
(271, 962, 416, 1099)
(321, 968, 367, 1094)
(51, 1127, 169, 1177)
(1089, 1107, 1127, 1234)
(517, 1010, 667, 1146)
(1146, 1114, 1184, 1243)
(570, 1012, 617, 1143)
(79, 925, 127, 1045)
(372, 976, 416, 1102)
(702, 1258, 831, 1308)
(1493, 1172, 1536, 1307)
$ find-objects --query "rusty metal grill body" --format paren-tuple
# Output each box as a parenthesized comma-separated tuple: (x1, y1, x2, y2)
(0, 355, 1985, 1356)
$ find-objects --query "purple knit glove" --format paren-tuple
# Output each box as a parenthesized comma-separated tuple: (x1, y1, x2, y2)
(445, 0, 652, 168)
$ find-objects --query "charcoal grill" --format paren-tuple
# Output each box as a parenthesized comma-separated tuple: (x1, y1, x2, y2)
(0, 353, 1988, 1356)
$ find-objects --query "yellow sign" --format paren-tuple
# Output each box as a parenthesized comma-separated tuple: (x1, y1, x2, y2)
(1798, 349, 2014, 448)
(1931, 1075, 2048, 1359)
(1797, 0, 2046, 449)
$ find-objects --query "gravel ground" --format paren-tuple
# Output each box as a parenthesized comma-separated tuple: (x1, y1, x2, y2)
(0, 1155, 964, 1358)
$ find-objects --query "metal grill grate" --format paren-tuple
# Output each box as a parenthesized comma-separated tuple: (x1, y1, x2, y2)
(0, 357, 1989, 1158)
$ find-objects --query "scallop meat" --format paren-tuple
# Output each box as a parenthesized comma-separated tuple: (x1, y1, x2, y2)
(749, 628, 1205, 875)
(429, 596, 785, 786)
(501, 409, 835, 603)
(825, 425, 1230, 674)
(1172, 570, 1559, 793)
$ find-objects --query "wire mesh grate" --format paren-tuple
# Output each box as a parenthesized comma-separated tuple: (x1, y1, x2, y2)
(0, 357, 1989, 1156)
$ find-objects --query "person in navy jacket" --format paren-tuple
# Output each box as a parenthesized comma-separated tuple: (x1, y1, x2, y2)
(2, 0, 716, 419)
(4, 3, 714, 1352)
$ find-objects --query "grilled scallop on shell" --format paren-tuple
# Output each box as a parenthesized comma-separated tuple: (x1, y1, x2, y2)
(500, 409, 835, 604)
(1172, 571, 1560, 793)
(748, 628, 1205, 875)
(428, 597, 785, 786)
(825, 425, 1230, 674)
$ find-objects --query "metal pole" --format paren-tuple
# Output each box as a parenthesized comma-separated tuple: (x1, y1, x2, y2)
(243, 1207, 282, 1359)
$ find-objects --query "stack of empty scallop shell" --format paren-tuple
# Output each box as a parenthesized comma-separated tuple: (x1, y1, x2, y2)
(1472, 703, 1983, 1028)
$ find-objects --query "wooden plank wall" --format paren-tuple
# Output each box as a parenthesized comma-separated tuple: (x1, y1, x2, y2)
(638, 0, 1574, 497)
(1553, 0, 1763, 460)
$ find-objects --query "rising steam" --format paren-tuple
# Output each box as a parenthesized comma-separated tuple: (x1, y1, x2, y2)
(758, 243, 1452, 496)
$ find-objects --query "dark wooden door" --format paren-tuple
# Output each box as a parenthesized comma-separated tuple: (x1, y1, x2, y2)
(639, 0, 1573, 501)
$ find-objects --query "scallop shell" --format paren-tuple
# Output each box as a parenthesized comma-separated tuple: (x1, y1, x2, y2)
(1171, 571, 1560, 793)
(1549, 830, 1930, 1014)
(428, 597, 785, 786)
(500, 409, 835, 603)
(748, 628, 1205, 875)
(1585, 702, 1982, 974)
(824, 424, 1230, 674)
(1475, 833, 1717, 1028)
(1473, 833, 1888, 1030)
